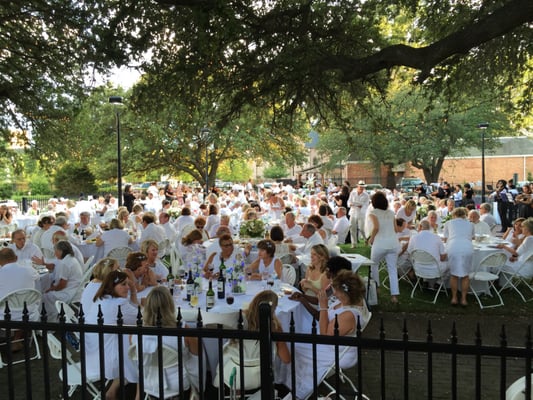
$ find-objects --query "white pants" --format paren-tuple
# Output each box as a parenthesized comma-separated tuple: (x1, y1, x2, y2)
(371, 247, 399, 296)
(349, 213, 365, 243)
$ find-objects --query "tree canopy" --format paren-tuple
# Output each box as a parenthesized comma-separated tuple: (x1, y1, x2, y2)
(1, 0, 531, 189)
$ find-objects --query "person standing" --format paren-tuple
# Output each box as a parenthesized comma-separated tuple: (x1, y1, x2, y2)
(492, 179, 513, 232)
(123, 184, 136, 213)
(368, 191, 400, 303)
(443, 207, 475, 306)
(348, 181, 370, 247)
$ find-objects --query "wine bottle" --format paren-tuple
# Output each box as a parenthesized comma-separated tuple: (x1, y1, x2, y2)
(167, 271, 175, 295)
(206, 280, 215, 310)
(186, 270, 194, 302)
(81, 229, 86, 240)
(217, 265, 226, 299)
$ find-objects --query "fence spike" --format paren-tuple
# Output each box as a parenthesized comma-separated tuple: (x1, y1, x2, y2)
(379, 318, 385, 339)
(176, 307, 183, 328)
(427, 320, 433, 343)
(289, 311, 295, 334)
(58, 303, 66, 323)
(196, 307, 203, 328)
(450, 321, 457, 344)
(402, 318, 408, 341)
(4, 300, 11, 321)
(117, 304, 123, 326)
(40, 301, 47, 322)
(97, 304, 103, 324)
(500, 324, 507, 347)
(238, 309, 244, 329)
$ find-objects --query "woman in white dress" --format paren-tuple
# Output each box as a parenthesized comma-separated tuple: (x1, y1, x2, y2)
(42, 240, 83, 321)
(79, 257, 119, 315)
(443, 207, 475, 306)
(282, 270, 370, 399)
(247, 239, 282, 280)
(95, 218, 132, 256)
(497, 217, 533, 276)
(396, 199, 417, 229)
(368, 191, 400, 303)
(85, 270, 139, 399)
(134, 286, 199, 397)
(141, 239, 170, 281)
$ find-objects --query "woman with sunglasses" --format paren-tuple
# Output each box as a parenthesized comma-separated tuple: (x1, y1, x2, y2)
(85, 270, 139, 400)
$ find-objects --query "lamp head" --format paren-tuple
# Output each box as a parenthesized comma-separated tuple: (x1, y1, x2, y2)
(109, 96, 123, 104)
(477, 122, 489, 129)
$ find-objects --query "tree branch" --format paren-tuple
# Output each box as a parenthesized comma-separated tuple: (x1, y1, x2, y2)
(332, 0, 533, 82)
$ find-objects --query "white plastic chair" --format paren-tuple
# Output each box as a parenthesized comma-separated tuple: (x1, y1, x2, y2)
(281, 264, 297, 286)
(46, 333, 101, 399)
(129, 342, 185, 400)
(158, 238, 170, 259)
(107, 246, 133, 268)
(469, 252, 506, 309)
(69, 265, 94, 309)
(506, 373, 533, 400)
(498, 253, 533, 302)
(82, 255, 95, 272)
(410, 250, 448, 303)
(0, 288, 42, 364)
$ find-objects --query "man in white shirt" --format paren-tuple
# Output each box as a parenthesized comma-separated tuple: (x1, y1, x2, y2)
(332, 207, 350, 245)
(140, 212, 167, 245)
(297, 223, 325, 255)
(0, 248, 39, 322)
(158, 211, 177, 242)
(348, 181, 370, 247)
(407, 220, 448, 277)
(281, 211, 302, 240)
(479, 203, 498, 230)
(9, 229, 43, 262)
(468, 210, 492, 236)
(40, 215, 68, 254)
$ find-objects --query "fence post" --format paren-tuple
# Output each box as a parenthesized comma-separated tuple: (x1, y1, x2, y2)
(259, 302, 274, 399)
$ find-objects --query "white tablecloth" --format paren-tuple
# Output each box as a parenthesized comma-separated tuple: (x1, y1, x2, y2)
(15, 215, 39, 230)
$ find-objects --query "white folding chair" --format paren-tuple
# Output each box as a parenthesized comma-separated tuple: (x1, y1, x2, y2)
(281, 264, 297, 286)
(83, 255, 95, 272)
(498, 253, 533, 302)
(107, 246, 133, 268)
(0, 288, 42, 364)
(506, 373, 533, 400)
(129, 342, 187, 400)
(46, 334, 101, 399)
(469, 252, 506, 309)
(410, 250, 448, 303)
(70, 264, 94, 308)
(158, 238, 170, 259)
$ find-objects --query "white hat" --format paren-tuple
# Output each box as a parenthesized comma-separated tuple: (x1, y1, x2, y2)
(357, 180, 366, 186)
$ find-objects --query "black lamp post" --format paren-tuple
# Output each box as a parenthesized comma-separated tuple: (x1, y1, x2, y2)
(478, 122, 489, 203)
(109, 96, 124, 207)
(200, 127, 211, 198)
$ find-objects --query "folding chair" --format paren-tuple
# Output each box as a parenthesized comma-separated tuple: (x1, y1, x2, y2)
(70, 264, 95, 308)
(46, 334, 101, 399)
(469, 252, 506, 309)
(410, 250, 448, 303)
(0, 289, 42, 365)
(281, 264, 297, 286)
(498, 253, 533, 302)
(107, 246, 132, 268)
(506, 373, 533, 400)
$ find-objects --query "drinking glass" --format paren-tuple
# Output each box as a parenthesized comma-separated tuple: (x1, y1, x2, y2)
(190, 290, 199, 307)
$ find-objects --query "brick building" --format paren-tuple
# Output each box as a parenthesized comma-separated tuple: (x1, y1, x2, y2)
(341, 136, 533, 189)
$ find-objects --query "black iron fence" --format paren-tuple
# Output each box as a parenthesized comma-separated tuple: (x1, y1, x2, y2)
(1, 304, 532, 400)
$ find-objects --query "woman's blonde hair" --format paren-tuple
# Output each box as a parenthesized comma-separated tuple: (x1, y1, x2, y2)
(143, 286, 176, 327)
(245, 290, 282, 332)
(140, 239, 158, 254)
(309, 244, 329, 273)
(451, 207, 468, 219)
(91, 257, 118, 281)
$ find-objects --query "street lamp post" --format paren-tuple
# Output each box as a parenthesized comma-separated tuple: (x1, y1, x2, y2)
(109, 96, 124, 207)
(200, 127, 211, 198)
(478, 122, 489, 203)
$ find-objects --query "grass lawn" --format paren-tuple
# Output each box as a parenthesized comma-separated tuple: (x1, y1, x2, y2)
(339, 243, 533, 317)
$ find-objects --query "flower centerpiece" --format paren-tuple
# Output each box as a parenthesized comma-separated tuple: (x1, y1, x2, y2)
(239, 219, 265, 238)
(440, 214, 452, 230)
(167, 207, 181, 222)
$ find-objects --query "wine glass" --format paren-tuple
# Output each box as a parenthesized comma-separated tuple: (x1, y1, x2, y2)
(226, 295, 235, 305)
(267, 274, 274, 289)
(190, 289, 199, 307)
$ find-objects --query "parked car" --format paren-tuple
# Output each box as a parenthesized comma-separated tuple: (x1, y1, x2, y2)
(398, 177, 424, 192)
(365, 183, 384, 194)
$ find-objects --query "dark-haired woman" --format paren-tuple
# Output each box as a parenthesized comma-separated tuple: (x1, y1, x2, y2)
(86, 270, 139, 399)
(368, 191, 400, 303)
(247, 239, 283, 280)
